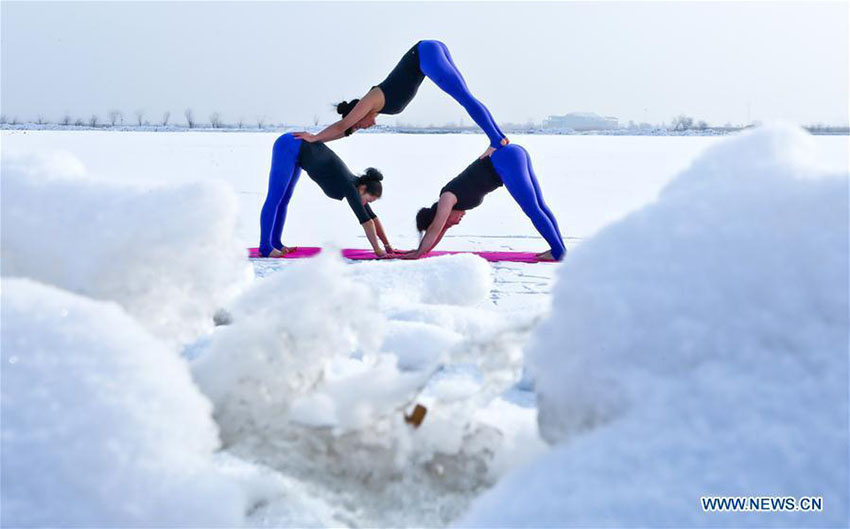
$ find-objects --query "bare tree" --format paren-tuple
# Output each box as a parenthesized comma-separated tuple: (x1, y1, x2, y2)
(237, 117, 244, 129)
(161, 111, 170, 126)
(185, 108, 195, 128)
(36, 115, 45, 125)
(209, 112, 221, 129)
(62, 114, 72, 126)
(0, 115, 6, 124)
(89, 115, 99, 127)
(108, 109, 123, 127)
(256, 115, 266, 129)
(313, 114, 319, 126)
(135, 109, 145, 126)
(697, 120, 708, 131)
(671, 114, 694, 131)
(74, 118, 84, 126)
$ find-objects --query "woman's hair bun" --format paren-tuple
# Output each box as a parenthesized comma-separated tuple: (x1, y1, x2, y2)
(364, 167, 383, 182)
(336, 99, 360, 118)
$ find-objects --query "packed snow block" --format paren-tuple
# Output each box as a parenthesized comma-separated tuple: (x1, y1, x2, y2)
(192, 253, 386, 438)
(381, 320, 462, 370)
(346, 253, 493, 307)
(460, 125, 849, 527)
(1, 278, 248, 527)
(0, 152, 252, 347)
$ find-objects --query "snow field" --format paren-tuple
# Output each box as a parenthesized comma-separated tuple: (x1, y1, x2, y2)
(1, 128, 846, 527)
(460, 124, 850, 527)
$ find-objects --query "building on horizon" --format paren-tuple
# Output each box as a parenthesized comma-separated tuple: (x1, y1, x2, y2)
(543, 112, 619, 131)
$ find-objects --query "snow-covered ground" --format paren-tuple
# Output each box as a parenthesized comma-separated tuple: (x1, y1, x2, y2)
(2, 128, 848, 527)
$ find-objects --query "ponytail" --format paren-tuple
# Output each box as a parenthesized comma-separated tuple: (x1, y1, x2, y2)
(416, 202, 438, 232)
(336, 99, 361, 137)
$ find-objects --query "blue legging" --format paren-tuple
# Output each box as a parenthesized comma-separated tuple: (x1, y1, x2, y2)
(419, 40, 507, 149)
(490, 145, 566, 260)
(258, 134, 302, 257)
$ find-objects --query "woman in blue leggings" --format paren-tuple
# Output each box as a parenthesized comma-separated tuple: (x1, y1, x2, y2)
(258, 133, 393, 257)
(402, 144, 566, 262)
(294, 40, 509, 158)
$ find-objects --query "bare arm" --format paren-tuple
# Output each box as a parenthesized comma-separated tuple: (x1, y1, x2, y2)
(405, 193, 456, 258)
(361, 219, 385, 257)
(372, 216, 393, 250)
(293, 89, 383, 143)
(426, 223, 451, 253)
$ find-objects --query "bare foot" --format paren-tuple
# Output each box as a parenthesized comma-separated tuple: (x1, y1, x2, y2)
(536, 250, 557, 262)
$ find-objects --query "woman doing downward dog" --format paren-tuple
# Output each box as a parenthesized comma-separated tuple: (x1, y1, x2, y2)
(403, 144, 566, 262)
(294, 40, 509, 157)
(258, 133, 393, 258)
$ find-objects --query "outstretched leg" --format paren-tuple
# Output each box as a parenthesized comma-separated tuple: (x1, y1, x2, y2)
(524, 150, 565, 243)
(435, 41, 508, 142)
(418, 40, 506, 149)
(491, 145, 566, 260)
(259, 134, 302, 257)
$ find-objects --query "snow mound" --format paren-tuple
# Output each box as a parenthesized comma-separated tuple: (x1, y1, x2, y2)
(460, 124, 849, 527)
(0, 278, 250, 527)
(192, 252, 387, 435)
(190, 252, 534, 526)
(1, 152, 251, 347)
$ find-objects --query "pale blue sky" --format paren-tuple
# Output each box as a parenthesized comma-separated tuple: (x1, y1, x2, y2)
(2, 1, 848, 127)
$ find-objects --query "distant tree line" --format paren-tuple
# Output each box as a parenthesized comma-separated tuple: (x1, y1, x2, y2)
(1, 111, 847, 135)
(0, 108, 276, 130)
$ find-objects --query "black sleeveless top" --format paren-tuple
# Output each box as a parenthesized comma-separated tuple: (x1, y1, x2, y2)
(298, 142, 377, 224)
(376, 41, 426, 115)
(440, 157, 503, 211)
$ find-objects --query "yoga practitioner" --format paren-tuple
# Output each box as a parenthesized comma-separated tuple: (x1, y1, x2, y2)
(401, 144, 566, 262)
(293, 40, 509, 158)
(258, 133, 393, 258)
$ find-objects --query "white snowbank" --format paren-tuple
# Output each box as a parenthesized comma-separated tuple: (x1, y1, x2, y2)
(1, 151, 251, 347)
(0, 278, 250, 527)
(461, 124, 849, 527)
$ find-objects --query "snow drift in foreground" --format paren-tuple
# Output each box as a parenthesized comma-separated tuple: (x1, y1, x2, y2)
(0, 279, 253, 527)
(461, 124, 849, 527)
(0, 152, 251, 347)
(192, 252, 543, 526)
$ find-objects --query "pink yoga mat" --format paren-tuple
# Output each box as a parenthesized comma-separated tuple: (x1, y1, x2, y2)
(248, 247, 547, 263)
(341, 249, 545, 263)
(247, 247, 322, 258)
